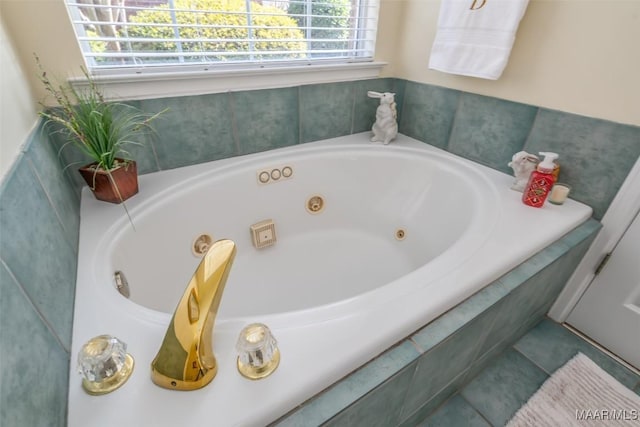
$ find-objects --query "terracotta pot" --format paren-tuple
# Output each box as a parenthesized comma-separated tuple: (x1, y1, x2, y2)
(78, 159, 139, 204)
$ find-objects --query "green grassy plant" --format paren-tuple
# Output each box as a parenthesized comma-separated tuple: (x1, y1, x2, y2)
(36, 55, 164, 171)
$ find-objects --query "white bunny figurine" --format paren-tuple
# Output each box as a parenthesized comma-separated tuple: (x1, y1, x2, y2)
(367, 91, 398, 145)
(508, 151, 539, 192)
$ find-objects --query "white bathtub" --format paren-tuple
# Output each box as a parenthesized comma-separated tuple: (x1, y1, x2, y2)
(69, 133, 592, 426)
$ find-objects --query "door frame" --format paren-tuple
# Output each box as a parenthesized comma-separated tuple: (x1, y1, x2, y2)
(549, 156, 640, 322)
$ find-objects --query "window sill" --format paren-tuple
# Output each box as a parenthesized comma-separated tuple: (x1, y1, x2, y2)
(69, 61, 388, 101)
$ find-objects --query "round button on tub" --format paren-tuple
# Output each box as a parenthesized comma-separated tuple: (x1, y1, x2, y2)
(270, 169, 281, 180)
(258, 171, 270, 184)
(281, 166, 293, 178)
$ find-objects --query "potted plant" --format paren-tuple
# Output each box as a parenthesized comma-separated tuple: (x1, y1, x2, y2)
(37, 59, 164, 204)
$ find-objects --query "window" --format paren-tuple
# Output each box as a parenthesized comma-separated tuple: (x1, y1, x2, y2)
(65, 0, 379, 75)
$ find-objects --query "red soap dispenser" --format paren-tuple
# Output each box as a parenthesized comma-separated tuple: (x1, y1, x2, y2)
(522, 152, 558, 208)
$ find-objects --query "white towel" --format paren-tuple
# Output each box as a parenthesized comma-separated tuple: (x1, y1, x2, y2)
(429, 0, 530, 80)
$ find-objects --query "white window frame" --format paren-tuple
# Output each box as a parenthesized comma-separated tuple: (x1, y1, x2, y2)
(64, 0, 385, 100)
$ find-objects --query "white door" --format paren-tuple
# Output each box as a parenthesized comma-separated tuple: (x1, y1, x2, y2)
(566, 210, 640, 370)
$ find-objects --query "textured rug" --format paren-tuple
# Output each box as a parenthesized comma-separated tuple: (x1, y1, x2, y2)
(507, 353, 640, 426)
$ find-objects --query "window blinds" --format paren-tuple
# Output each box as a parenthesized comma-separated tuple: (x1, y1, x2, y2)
(65, 0, 379, 73)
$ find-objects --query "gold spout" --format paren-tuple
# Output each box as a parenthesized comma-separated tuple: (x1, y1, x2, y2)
(151, 239, 236, 390)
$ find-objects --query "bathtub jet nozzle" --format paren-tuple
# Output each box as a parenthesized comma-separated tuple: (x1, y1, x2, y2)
(151, 239, 236, 391)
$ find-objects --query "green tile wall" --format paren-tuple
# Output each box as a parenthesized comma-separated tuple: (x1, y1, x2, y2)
(396, 81, 640, 220)
(448, 93, 538, 174)
(0, 124, 80, 426)
(49, 78, 640, 221)
(399, 82, 458, 150)
(523, 109, 640, 219)
(233, 87, 300, 154)
(273, 219, 601, 427)
(3, 76, 637, 426)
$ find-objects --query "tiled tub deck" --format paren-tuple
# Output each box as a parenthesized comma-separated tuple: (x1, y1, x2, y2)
(273, 219, 602, 427)
(423, 318, 640, 427)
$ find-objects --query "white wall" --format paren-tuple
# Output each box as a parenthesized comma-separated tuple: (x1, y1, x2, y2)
(0, 18, 37, 179)
(377, 0, 640, 126)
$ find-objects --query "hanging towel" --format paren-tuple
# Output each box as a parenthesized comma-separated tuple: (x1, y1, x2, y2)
(429, 0, 530, 80)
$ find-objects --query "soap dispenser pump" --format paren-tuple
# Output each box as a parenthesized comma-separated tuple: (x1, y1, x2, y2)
(522, 152, 558, 208)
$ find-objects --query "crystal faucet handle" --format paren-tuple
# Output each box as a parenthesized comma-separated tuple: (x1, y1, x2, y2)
(235, 323, 280, 380)
(77, 334, 134, 395)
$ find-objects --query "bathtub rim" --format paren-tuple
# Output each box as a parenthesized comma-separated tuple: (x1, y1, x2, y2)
(68, 132, 594, 427)
(84, 136, 500, 329)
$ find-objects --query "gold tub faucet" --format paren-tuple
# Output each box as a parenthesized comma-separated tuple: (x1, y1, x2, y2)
(151, 239, 236, 391)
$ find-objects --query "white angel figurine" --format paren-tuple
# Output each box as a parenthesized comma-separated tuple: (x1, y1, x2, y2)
(367, 91, 398, 145)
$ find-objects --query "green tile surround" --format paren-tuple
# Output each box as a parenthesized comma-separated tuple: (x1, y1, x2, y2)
(434, 319, 640, 427)
(513, 319, 639, 389)
(2, 76, 637, 425)
(272, 219, 601, 426)
(461, 349, 549, 426)
(420, 394, 491, 427)
(448, 93, 538, 174)
(50, 79, 640, 221)
(0, 125, 79, 427)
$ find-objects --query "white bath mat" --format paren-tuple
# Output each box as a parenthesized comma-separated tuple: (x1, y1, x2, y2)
(507, 352, 640, 426)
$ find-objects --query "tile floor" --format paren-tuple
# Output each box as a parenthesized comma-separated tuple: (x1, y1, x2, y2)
(418, 318, 640, 426)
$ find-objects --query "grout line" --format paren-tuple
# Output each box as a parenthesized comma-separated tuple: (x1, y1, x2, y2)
(395, 361, 420, 426)
(467, 302, 502, 369)
(297, 86, 304, 144)
(512, 345, 554, 377)
(562, 322, 640, 376)
(295, 85, 301, 145)
(328, 362, 415, 426)
(398, 80, 408, 133)
(399, 367, 471, 426)
(445, 91, 463, 152)
(1, 258, 71, 355)
(147, 129, 162, 172)
(459, 394, 496, 427)
(26, 157, 68, 235)
(407, 337, 425, 354)
(419, 392, 459, 425)
(228, 91, 241, 155)
(0, 152, 26, 194)
(521, 107, 541, 153)
(396, 355, 423, 424)
(349, 83, 356, 135)
(512, 323, 640, 380)
(513, 328, 640, 398)
(25, 157, 78, 255)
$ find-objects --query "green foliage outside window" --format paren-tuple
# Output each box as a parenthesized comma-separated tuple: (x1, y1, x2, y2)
(87, 29, 107, 56)
(123, 0, 307, 64)
(287, 0, 351, 56)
